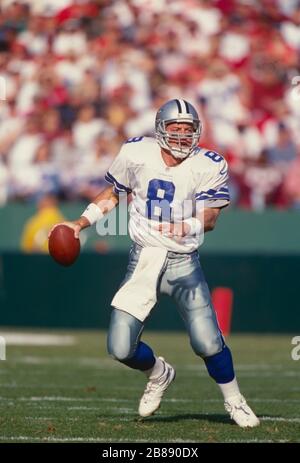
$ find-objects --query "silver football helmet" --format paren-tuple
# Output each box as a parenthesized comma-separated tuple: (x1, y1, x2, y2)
(155, 99, 202, 159)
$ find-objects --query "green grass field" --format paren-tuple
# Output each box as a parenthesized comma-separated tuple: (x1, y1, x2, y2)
(0, 330, 299, 443)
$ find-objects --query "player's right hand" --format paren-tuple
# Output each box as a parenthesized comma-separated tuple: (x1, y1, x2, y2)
(48, 221, 82, 239)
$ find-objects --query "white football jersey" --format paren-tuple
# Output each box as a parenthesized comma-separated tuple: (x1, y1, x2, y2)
(105, 137, 230, 253)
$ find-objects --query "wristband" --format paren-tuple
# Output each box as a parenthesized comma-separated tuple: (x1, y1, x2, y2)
(81, 203, 104, 225)
(184, 217, 202, 236)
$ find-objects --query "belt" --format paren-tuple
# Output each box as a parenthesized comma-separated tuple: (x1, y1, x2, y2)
(131, 242, 198, 259)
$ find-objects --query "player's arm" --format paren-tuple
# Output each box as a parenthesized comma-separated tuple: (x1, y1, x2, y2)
(173, 206, 222, 236)
(191, 154, 230, 235)
(203, 207, 221, 232)
(157, 207, 222, 238)
(74, 185, 120, 235)
(49, 186, 120, 239)
(49, 140, 133, 238)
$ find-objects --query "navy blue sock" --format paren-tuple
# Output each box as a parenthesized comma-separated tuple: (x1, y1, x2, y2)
(204, 345, 235, 384)
(121, 341, 156, 371)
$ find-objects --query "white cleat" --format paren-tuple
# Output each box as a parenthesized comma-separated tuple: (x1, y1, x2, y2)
(138, 357, 176, 417)
(224, 394, 260, 428)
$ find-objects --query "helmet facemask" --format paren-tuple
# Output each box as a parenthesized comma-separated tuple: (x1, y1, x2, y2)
(156, 118, 202, 159)
(155, 99, 202, 159)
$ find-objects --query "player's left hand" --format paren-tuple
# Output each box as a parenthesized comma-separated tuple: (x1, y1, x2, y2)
(156, 222, 190, 240)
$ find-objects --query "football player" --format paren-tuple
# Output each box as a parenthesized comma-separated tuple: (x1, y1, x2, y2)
(51, 99, 259, 427)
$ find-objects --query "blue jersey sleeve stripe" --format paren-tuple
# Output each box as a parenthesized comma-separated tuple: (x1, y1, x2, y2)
(104, 176, 131, 195)
(105, 172, 132, 193)
(195, 193, 229, 199)
(205, 188, 217, 195)
(104, 173, 114, 185)
(196, 187, 229, 198)
(104, 175, 129, 194)
(196, 194, 230, 201)
(195, 193, 230, 199)
(195, 195, 211, 200)
(210, 196, 230, 200)
(104, 173, 125, 191)
(195, 187, 229, 199)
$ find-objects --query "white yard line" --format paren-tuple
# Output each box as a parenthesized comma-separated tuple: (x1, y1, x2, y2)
(67, 406, 103, 410)
(226, 439, 293, 443)
(0, 436, 296, 443)
(1, 396, 300, 404)
(0, 436, 201, 443)
(0, 396, 135, 402)
(22, 415, 300, 423)
(167, 398, 300, 403)
(0, 333, 76, 346)
(260, 416, 300, 423)
(4, 356, 114, 366)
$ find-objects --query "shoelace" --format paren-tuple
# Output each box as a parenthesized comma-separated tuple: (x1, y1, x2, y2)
(226, 400, 251, 418)
(143, 373, 169, 400)
(142, 384, 161, 403)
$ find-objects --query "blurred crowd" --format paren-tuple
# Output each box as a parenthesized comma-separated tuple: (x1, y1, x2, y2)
(0, 0, 300, 210)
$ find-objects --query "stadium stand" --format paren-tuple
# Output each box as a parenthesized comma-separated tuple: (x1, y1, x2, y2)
(0, 0, 299, 210)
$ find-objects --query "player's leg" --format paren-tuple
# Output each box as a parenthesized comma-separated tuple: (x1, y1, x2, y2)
(107, 243, 175, 417)
(107, 308, 153, 369)
(107, 308, 175, 417)
(160, 251, 259, 428)
(107, 243, 155, 369)
(107, 243, 163, 372)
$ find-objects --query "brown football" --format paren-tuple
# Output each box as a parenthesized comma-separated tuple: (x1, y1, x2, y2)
(48, 224, 80, 266)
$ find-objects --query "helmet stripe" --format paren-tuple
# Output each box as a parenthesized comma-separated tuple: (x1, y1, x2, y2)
(183, 100, 190, 113)
(178, 98, 186, 113)
(175, 99, 182, 113)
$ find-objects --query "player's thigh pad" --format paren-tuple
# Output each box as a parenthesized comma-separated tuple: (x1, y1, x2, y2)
(188, 309, 224, 358)
(107, 308, 144, 361)
(161, 253, 223, 357)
